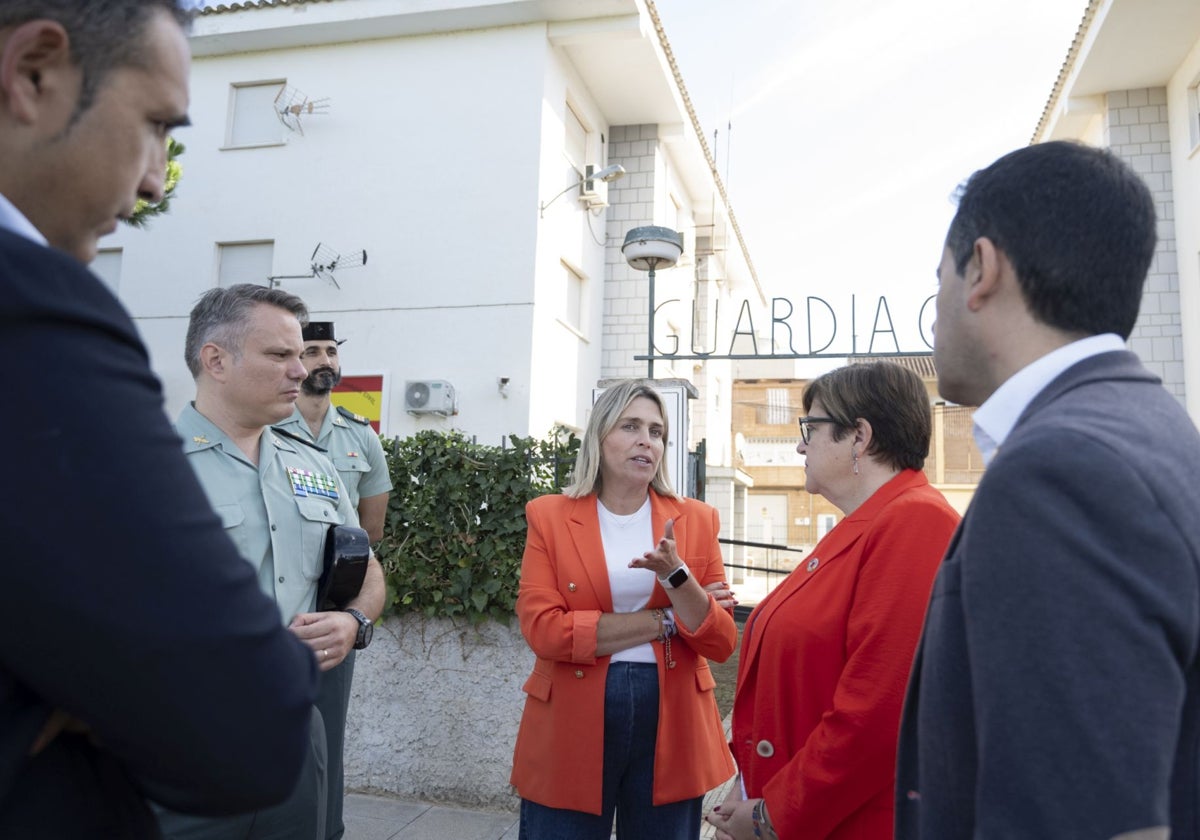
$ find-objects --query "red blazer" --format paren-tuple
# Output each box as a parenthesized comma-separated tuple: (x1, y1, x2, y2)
(510, 491, 737, 814)
(732, 470, 958, 839)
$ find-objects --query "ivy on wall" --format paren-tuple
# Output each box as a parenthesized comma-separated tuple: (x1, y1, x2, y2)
(376, 429, 579, 624)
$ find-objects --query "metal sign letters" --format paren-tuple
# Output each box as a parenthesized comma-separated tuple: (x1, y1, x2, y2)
(637, 294, 938, 364)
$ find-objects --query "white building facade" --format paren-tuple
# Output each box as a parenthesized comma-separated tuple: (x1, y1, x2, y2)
(98, 0, 760, 520)
(1034, 0, 1200, 415)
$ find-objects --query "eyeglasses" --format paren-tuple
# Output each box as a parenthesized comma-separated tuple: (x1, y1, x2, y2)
(798, 416, 840, 444)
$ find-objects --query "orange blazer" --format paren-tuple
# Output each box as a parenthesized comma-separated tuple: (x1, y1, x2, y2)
(732, 470, 958, 839)
(510, 490, 737, 814)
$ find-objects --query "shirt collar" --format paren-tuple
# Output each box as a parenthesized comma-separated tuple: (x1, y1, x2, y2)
(0, 192, 48, 247)
(972, 333, 1126, 465)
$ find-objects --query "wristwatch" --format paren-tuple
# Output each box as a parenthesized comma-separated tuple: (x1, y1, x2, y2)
(344, 608, 373, 650)
(658, 565, 690, 589)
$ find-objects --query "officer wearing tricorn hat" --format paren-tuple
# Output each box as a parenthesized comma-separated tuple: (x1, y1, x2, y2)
(273, 319, 392, 840)
(276, 322, 392, 542)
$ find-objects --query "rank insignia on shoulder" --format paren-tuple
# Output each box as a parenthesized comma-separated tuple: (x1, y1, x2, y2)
(285, 465, 340, 500)
(336, 405, 372, 426)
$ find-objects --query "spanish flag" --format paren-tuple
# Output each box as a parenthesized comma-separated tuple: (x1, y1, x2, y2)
(332, 375, 384, 432)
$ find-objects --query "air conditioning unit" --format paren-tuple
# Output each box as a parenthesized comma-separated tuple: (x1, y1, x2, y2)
(404, 380, 457, 416)
(579, 164, 610, 209)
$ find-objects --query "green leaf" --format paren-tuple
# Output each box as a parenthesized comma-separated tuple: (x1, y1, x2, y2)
(374, 428, 578, 624)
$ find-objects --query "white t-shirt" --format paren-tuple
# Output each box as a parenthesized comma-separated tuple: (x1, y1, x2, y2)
(598, 496, 657, 664)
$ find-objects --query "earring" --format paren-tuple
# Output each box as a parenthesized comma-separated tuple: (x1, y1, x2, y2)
(852, 450, 860, 475)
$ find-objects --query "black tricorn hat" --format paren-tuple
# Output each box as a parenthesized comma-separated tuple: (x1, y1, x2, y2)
(302, 322, 346, 345)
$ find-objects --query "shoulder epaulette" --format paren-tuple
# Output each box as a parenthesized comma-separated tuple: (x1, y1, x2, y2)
(271, 425, 329, 453)
(336, 405, 372, 426)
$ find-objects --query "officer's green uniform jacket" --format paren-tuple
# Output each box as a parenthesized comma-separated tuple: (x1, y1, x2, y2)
(177, 403, 358, 624)
(275, 404, 392, 508)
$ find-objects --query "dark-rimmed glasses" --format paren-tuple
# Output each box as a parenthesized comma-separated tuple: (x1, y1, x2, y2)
(798, 416, 839, 444)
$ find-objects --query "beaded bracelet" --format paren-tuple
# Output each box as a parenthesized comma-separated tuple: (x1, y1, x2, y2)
(751, 799, 777, 839)
(650, 608, 677, 669)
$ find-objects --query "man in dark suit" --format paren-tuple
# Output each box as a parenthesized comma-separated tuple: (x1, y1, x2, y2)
(0, 2, 319, 837)
(896, 141, 1200, 838)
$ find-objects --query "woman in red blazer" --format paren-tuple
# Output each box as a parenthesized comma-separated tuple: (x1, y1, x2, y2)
(707, 362, 959, 840)
(511, 379, 737, 839)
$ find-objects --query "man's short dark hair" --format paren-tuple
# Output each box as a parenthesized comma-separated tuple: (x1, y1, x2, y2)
(945, 140, 1157, 340)
(185, 284, 309, 377)
(0, 2, 192, 119)
(802, 360, 931, 472)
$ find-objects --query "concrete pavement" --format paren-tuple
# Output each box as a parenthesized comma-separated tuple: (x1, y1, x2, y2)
(343, 792, 519, 840)
(343, 712, 735, 838)
(344, 775, 735, 840)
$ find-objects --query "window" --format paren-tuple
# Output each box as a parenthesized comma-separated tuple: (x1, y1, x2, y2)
(217, 241, 274, 287)
(765, 388, 791, 425)
(562, 261, 585, 333)
(227, 81, 285, 148)
(817, 514, 838, 540)
(90, 248, 123, 291)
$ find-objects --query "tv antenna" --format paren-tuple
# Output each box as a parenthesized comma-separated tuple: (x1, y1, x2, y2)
(268, 242, 368, 289)
(274, 86, 330, 135)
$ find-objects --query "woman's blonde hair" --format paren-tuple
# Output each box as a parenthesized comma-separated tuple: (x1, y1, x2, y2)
(564, 379, 678, 499)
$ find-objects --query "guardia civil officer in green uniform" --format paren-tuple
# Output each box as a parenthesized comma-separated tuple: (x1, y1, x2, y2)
(276, 322, 392, 542)
(156, 285, 385, 840)
(274, 320, 392, 839)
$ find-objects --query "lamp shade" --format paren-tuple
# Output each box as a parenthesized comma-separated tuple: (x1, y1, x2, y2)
(622, 226, 683, 271)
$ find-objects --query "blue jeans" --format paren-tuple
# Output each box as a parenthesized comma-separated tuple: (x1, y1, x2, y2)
(519, 662, 702, 840)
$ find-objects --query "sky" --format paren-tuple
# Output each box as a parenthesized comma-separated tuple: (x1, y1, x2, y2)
(652, 0, 1087, 357)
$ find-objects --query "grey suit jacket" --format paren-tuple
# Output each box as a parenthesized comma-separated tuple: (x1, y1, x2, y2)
(896, 350, 1200, 839)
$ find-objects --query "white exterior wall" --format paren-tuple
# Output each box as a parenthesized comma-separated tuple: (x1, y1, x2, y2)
(101, 2, 754, 458)
(1168, 39, 1200, 419)
(104, 23, 585, 442)
(1034, 1, 1200, 418)
(599, 125, 743, 464)
(528, 50, 613, 436)
(1105, 88, 1185, 401)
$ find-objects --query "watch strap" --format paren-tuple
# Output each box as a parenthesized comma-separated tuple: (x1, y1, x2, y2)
(658, 565, 690, 589)
(344, 608, 371, 649)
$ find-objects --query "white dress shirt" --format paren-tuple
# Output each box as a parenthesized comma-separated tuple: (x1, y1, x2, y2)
(972, 333, 1127, 465)
(0, 191, 47, 245)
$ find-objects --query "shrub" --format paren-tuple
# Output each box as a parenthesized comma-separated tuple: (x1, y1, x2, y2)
(376, 428, 578, 623)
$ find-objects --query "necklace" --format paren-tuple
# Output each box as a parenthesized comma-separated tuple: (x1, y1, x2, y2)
(597, 495, 651, 527)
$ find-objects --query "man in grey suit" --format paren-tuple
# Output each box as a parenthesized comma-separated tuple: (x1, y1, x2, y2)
(896, 140, 1200, 839)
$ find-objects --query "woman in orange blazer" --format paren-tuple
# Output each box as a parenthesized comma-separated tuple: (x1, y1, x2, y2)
(707, 362, 959, 840)
(511, 379, 737, 839)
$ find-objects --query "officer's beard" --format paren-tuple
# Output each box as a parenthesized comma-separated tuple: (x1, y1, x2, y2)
(301, 367, 342, 396)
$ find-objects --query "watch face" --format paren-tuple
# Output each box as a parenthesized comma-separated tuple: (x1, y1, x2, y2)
(360, 621, 373, 648)
(668, 567, 689, 588)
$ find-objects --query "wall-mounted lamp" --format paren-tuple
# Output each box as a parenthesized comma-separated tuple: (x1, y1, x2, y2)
(622, 225, 683, 379)
(539, 164, 626, 217)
